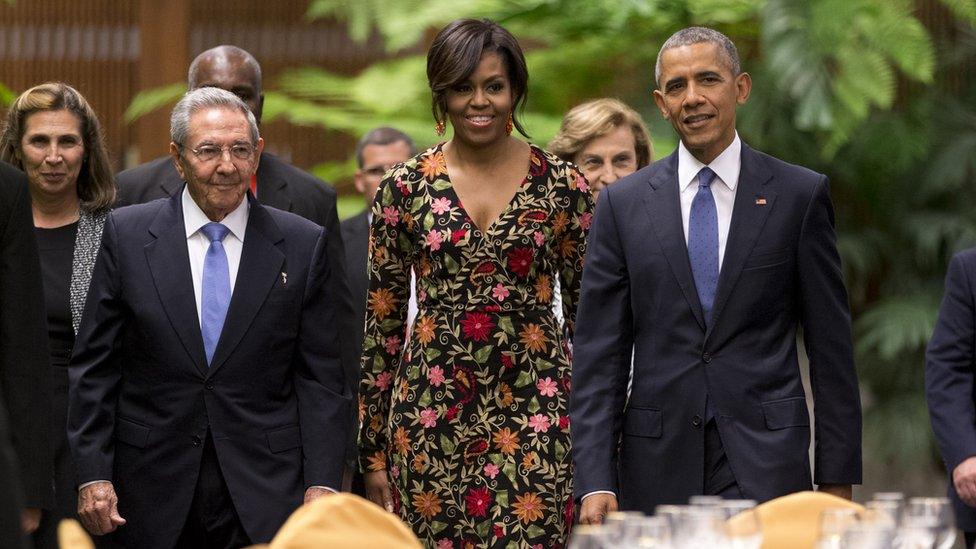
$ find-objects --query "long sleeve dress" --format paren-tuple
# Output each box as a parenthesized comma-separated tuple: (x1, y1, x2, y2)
(358, 143, 593, 548)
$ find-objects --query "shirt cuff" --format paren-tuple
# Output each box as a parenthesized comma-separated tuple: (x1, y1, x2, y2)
(581, 490, 616, 501)
(310, 486, 337, 493)
(78, 480, 111, 490)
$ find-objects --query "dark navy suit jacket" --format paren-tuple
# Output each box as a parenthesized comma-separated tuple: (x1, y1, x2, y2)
(926, 247, 976, 531)
(67, 192, 350, 547)
(117, 153, 360, 467)
(571, 144, 862, 511)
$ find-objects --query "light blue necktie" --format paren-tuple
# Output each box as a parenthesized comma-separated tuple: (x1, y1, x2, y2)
(688, 167, 719, 324)
(200, 222, 231, 365)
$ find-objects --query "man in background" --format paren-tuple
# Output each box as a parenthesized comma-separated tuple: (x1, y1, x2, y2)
(340, 126, 415, 494)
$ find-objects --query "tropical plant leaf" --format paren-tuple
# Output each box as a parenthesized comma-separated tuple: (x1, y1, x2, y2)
(124, 82, 186, 123)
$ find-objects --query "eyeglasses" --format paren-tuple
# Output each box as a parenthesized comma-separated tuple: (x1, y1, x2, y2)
(362, 164, 396, 179)
(183, 143, 256, 163)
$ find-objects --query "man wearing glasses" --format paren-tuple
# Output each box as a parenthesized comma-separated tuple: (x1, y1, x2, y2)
(68, 88, 349, 548)
(340, 127, 415, 495)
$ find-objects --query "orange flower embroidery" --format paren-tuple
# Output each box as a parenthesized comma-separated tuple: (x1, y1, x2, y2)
(394, 426, 410, 456)
(520, 323, 549, 353)
(559, 237, 578, 259)
(493, 427, 520, 455)
(419, 151, 447, 181)
(368, 288, 397, 320)
(534, 274, 552, 303)
(365, 451, 386, 472)
(522, 451, 538, 471)
(414, 316, 436, 345)
(413, 491, 442, 519)
(512, 492, 545, 524)
(498, 382, 514, 408)
(369, 413, 383, 433)
(412, 452, 427, 473)
(552, 211, 569, 235)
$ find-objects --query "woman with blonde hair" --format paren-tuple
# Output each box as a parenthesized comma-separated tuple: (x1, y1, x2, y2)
(549, 97, 653, 202)
(0, 81, 114, 549)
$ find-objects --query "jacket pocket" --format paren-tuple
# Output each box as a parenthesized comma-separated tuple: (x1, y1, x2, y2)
(622, 407, 663, 438)
(115, 417, 151, 448)
(761, 397, 809, 430)
(742, 247, 790, 270)
(266, 424, 301, 453)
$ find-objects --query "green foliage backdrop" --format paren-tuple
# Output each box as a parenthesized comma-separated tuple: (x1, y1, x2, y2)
(124, 0, 976, 487)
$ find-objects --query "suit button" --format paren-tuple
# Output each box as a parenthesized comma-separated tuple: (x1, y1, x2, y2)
(692, 415, 703, 428)
(702, 352, 712, 363)
(192, 435, 202, 446)
(205, 381, 214, 390)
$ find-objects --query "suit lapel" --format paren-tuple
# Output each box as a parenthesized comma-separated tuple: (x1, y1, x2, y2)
(642, 153, 707, 332)
(706, 145, 776, 340)
(145, 191, 208, 375)
(254, 154, 292, 212)
(208, 197, 285, 374)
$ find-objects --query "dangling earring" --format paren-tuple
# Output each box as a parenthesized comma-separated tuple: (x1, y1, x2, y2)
(505, 113, 514, 136)
(435, 119, 446, 137)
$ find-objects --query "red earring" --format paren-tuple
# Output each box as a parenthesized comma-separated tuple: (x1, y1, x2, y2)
(435, 120, 446, 137)
(505, 113, 514, 136)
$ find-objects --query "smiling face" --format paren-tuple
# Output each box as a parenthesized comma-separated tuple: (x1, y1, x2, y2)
(445, 51, 514, 149)
(19, 109, 86, 202)
(653, 41, 751, 164)
(574, 124, 639, 202)
(171, 106, 264, 221)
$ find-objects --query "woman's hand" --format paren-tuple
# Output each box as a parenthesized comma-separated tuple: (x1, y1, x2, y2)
(364, 470, 394, 513)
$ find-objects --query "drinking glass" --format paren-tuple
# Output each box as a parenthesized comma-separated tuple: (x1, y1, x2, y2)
(905, 497, 955, 549)
(817, 507, 860, 549)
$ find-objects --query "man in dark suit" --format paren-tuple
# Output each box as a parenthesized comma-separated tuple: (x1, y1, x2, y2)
(68, 88, 349, 548)
(116, 44, 360, 486)
(0, 162, 54, 548)
(927, 249, 976, 548)
(340, 127, 415, 494)
(571, 27, 862, 523)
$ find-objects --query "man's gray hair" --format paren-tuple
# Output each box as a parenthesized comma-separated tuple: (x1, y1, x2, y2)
(170, 87, 259, 147)
(187, 45, 262, 91)
(355, 127, 417, 168)
(654, 26, 741, 88)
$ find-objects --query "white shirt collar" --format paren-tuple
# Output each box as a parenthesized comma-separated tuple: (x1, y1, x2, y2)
(182, 186, 249, 242)
(677, 132, 742, 193)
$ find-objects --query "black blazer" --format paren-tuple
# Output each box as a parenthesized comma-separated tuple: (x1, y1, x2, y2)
(926, 247, 976, 530)
(0, 162, 53, 547)
(117, 153, 360, 465)
(570, 144, 862, 511)
(0, 162, 54, 509)
(67, 193, 351, 547)
(340, 210, 369, 355)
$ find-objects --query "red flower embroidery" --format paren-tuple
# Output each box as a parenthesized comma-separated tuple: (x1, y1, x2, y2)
(464, 439, 489, 463)
(507, 247, 534, 278)
(465, 486, 494, 518)
(460, 312, 494, 342)
(528, 148, 548, 177)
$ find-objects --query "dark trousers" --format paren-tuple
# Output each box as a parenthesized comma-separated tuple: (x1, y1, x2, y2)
(704, 419, 742, 498)
(175, 433, 250, 549)
(965, 530, 974, 549)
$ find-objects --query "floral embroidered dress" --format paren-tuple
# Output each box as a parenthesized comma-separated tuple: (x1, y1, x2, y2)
(359, 143, 593, 548)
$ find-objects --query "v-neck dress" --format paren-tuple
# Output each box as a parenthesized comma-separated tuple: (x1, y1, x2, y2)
(359, 143, 593, 547)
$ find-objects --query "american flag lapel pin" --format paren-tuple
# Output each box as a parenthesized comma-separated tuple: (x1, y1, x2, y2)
(281, 271, 288, 285)
(755, 196, 767, 206)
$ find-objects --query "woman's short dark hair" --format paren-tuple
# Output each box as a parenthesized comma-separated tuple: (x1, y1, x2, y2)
(426, 18, 530, 137)
(0, 82, 116, 212)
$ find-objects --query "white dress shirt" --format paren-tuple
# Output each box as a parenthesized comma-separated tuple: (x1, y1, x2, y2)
(581, 134, 743, 504)
(183, 187, 248, 323)
(678, 132, 741, 271)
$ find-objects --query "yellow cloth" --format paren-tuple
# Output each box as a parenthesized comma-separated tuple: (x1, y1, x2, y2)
(57, 519, 95, 549)
(727, 491, 864, 549)
(248, 494, 422, 549)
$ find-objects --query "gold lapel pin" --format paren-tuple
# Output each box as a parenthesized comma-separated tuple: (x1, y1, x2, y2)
(755, 197, 767, 205)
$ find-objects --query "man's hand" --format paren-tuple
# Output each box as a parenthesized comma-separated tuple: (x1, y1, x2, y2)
(818, 483, 853, 500)
(954, 457, 976, 507)
(21, 507, 41, 533)
(77, 481, 126, 535)
(304, 487, 334, 504)
(364, 470, 394, 513)
(579, 493, 618, 525)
